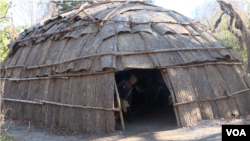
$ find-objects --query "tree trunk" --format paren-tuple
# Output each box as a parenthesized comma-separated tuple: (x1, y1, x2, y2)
(242, 29, 250, 73)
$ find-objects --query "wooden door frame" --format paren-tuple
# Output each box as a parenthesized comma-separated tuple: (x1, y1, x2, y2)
(160, 69, 181, 127)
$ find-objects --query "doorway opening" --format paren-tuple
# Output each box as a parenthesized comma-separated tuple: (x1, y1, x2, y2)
(115, 69, 177, 132)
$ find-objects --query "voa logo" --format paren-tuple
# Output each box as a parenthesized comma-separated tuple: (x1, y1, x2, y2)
(226, 129, 246, 136)
(222, 125, 249, 141)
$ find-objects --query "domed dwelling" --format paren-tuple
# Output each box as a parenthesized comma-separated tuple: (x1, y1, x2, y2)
(1, 0, 250, 133)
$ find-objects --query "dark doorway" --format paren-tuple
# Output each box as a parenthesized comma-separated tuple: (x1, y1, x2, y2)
(115, 69, 177, 132)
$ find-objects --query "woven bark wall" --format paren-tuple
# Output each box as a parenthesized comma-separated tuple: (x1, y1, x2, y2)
(3, 73, 115, 133)
(165, 65, 250, 127)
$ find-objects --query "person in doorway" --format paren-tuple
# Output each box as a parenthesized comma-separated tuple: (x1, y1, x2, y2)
(117, 74, 137, 122)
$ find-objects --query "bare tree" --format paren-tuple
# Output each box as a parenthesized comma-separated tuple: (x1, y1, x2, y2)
(14, 0, 58, 26)
(16, 0, 37, 25)
(214, 0, 250, 72)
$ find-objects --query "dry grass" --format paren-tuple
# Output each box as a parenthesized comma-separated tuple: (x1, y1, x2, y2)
(0, 133, 15, 141)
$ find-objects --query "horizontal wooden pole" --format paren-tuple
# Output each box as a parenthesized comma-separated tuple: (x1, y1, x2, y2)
(0, 47, 234, 70)
(1, 98, 43, 105)
(174, 89, 250, 107)
(1, 98, 120, 111)
(0, 77, 68, 81)
(0, 61, 240, 73)
(0, 70, 117, 80)
(54, 20, 199, 30)
(34, 99, 120, 111)
(100, 19, 200, 25)
(22, 46, 231, 70)
(163, 62, 242, 70)
(49, 70, 117, 77)
(0, 65, 25, 69)
(8, 77, 68, 81)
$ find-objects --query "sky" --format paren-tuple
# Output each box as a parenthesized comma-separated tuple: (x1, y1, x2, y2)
(154, 0, 207, 18)
(11, 0, 207, 26)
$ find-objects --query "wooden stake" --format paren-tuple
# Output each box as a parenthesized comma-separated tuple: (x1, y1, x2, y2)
(114, 80, 125, 132)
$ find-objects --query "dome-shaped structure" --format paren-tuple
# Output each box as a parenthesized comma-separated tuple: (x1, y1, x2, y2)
(1, 0, 250, 133)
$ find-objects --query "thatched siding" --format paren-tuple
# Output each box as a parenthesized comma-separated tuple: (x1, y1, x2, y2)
(3, 73, 115, 133)
(165, 65, 250, 127)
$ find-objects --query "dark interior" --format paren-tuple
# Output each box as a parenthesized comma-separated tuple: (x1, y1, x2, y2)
(115, 69, 177, 132)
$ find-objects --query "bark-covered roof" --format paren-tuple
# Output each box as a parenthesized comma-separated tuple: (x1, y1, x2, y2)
(1, 1, 242, 78)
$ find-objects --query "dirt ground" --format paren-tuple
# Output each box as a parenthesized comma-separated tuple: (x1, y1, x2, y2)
(2, 109, 250, 141)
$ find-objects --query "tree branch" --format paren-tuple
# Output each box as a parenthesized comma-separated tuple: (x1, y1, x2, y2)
(212, 12, 226, 33)
(217, 0, 245, 31)
(0, 2, 12, 19)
